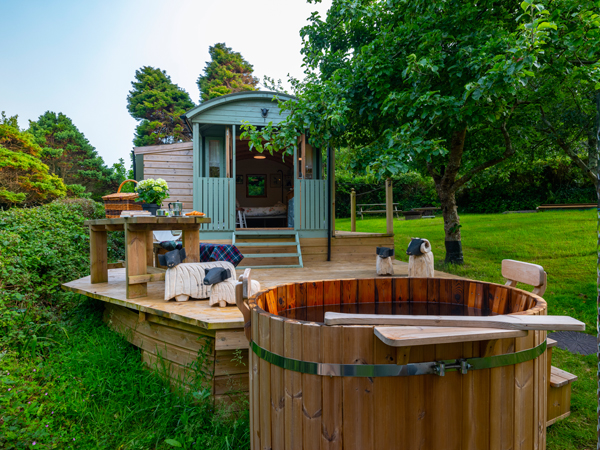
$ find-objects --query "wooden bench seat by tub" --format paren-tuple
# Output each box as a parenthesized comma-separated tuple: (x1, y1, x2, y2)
(546, 338, 578, 426)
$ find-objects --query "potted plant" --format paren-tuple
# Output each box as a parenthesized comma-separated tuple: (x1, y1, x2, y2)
(135, 178, 169, 215)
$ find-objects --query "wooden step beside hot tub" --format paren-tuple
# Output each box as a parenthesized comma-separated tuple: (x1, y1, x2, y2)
(239, 277, 571, 450)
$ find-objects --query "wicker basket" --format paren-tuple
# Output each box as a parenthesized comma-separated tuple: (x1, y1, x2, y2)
(102, 179, 142, 218)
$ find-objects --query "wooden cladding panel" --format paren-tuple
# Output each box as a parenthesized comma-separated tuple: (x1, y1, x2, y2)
(299, 179, 327, 231)
(134, 142, 193, 154)
(102, 303, 249, 406)
(144, 162, 192, 170)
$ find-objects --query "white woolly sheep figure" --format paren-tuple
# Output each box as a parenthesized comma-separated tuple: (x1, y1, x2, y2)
(164, 261, 260, 307)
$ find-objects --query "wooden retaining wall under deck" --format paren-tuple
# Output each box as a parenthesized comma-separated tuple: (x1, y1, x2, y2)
(246, 278, 548, 450)
(102, 303, 249, 406)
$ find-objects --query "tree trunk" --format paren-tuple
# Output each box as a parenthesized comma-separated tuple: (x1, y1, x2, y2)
(439, 190, 463, 264)
(430, 129, 467, 265)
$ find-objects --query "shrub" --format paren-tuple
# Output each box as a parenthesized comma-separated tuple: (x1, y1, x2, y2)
(0, 199, 124, 353)
(335, 159, 596, 217)
(335, 172, 438, 218)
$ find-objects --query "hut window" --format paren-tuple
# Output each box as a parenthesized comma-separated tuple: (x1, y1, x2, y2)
(246, 174, 267, 197)
(209, 140, 221, 177)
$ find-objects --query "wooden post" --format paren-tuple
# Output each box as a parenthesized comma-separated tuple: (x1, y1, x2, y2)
(125, 223, 148, 299)
(385, 179, 393, 235)
(90, 225, 108, 283)
(350, 188, 356, 232)
(182, 224, 200, 263)
(146, 230, 154, 267)
(330, 146, 336, 236)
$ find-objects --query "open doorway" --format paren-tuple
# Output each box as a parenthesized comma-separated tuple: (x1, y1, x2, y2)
(234, 138, 294, 229)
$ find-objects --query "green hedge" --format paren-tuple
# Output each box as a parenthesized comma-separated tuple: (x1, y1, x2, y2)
(335, 160, 595, 217)
(0, 199, 124, 353)
(335, 172, 439, 218)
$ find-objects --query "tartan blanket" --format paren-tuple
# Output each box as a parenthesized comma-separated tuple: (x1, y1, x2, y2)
(200, 243, 244, 267)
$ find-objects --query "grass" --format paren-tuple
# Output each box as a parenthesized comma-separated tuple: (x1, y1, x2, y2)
(0, 299, 250, 450)
(337, 210, 596, 449)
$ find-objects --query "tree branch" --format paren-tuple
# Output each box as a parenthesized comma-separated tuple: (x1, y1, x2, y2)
(426, 162, 441, 182)
(539, 106, 598, 184)
(450, 121, 516, 192)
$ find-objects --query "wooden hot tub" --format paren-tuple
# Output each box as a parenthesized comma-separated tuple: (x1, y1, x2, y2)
(240, 277, 549, 450)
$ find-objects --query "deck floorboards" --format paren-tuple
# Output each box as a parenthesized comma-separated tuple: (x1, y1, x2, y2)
(62, 260, 463, 331)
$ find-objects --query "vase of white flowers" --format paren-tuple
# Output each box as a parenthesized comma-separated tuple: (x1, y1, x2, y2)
(135, 178, 169, 215)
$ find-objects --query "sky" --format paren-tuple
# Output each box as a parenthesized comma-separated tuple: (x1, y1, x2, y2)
(0, 0, 332, 167)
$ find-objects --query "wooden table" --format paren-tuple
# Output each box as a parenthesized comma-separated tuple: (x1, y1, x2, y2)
(85, 216, 211, 299)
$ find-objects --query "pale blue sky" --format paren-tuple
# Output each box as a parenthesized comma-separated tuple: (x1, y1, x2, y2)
(0, 0, 331, 166)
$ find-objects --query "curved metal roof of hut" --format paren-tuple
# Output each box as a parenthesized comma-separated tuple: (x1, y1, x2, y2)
(184, 91, 297, 132)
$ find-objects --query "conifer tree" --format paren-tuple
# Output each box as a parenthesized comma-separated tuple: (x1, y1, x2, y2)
(197, 43, 259, 102)
(28, 112, 120, 200)
(127, 66, 195, 147)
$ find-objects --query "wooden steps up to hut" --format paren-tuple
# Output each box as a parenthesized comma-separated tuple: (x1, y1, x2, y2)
(234, 230, 303, 269)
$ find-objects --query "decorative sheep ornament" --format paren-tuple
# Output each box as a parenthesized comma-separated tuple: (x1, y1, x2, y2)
(376, 247, 395, 276)
(407, 238, 434, 277)
(164, 261, 260, 307)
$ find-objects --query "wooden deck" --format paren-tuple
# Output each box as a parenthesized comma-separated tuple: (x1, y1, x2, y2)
(63, 260, 460, 330)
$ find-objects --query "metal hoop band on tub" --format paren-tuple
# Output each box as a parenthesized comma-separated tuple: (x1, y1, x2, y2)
(250, 339, 547, 377)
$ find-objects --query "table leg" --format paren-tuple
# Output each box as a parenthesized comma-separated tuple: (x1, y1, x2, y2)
(125, 224, 148, 298)
(182, 226, 200, 262)
(146, 230, 154, 267)
(90, 226, 108, 283)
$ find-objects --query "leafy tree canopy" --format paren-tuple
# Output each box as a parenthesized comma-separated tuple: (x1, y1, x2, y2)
(127, 66, 195, 147)
(0, 113, 66, 206)
(197, 43, 259, 102)
(28, 111, 121, 201)
(243, 0, 599, 263)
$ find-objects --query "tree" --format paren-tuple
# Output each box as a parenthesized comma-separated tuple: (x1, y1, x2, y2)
(243, 0, 598, 264)
(517, 4, 600, 188)
(197, 43, 259, 102)
(0, 112, 66, 206)
(28, 112, 121, 201)
(127, 66, 195, 147)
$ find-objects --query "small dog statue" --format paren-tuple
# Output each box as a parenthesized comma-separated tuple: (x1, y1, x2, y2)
(407, 238, 434, 277)
(376, 247, 394, 275)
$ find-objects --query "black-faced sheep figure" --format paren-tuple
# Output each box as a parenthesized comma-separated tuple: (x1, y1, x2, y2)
(406, 238, 434, 277)
(376, 246, 395, 275)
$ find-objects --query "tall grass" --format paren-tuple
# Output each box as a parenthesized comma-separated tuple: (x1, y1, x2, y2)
(0, 299, 250, 450)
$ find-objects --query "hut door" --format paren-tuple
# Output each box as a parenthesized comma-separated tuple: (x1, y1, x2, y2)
(195, 136, 235, 231)
(295, 134, 327, 231)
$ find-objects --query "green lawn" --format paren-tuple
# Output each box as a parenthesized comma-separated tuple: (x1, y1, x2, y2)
(337, 210, 596, 449)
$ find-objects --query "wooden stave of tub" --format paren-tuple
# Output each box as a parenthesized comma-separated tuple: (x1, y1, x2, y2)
(246, 277, 548, 450)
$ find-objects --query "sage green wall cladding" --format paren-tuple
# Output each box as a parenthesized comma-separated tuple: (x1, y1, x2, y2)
(186, 92, 295, 127)
(299, 179, 327, 231)
(195, 177, 235, 231)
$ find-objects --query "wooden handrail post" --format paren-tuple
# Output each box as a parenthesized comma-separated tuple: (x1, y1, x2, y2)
(385, 179, 393, 235)
(350, 188, 356, 232)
